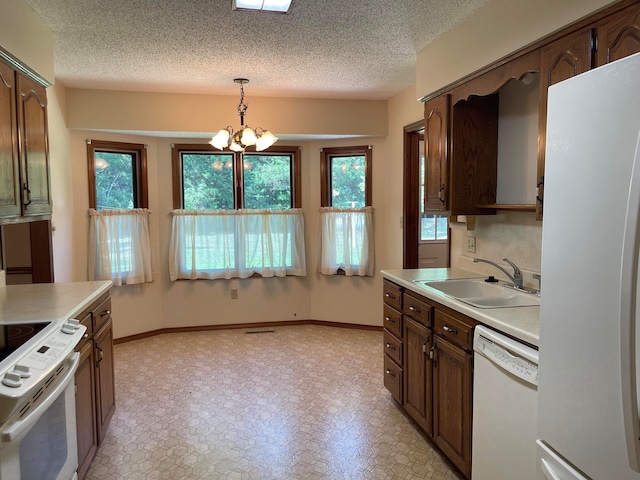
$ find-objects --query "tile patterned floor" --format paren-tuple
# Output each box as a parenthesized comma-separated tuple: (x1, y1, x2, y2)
(86, 325, 462, 480)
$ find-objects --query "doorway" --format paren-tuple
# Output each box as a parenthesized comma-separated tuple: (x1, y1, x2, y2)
(403, 121, 449, 269)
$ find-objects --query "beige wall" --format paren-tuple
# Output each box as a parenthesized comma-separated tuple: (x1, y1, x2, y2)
(416, 0, 619, 99)
(0, 0, 54, 82)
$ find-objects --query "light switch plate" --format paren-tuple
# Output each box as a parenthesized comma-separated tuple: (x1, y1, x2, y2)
(466, 236, 476, 253)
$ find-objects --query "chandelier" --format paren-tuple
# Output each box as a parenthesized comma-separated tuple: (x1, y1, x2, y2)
(210, 78, 278, 152)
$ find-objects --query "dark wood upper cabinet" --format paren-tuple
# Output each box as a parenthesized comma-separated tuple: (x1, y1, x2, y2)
(0, 62, 21, 218)
(537, 28, 593, 219)
(423, 95, 450, 212)
(596, 3, 640, 66)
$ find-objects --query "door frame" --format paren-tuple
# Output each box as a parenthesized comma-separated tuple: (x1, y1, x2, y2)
(403, 120, 423, 269)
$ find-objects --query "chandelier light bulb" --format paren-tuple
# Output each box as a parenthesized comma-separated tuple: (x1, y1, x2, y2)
(210, 129, 231, 150)
(240, 127, 258, 146)
(255, 130, 278, 151)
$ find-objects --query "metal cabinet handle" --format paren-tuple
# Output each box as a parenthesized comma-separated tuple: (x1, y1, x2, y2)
(83, 333, 89, 339)
(385, 316, 396, 324)
(438, 184, 445, 204)
(96, 346, 104, 364)
(385, 343, 396, 351)
(100, 310, 111, 318)
(409, 305, 421, 313)
(23, 184, 31, 207)
(385, 293, 395, 300)
(443, 325, 458, 334)
(385, 369, 396, 378)
(430, 343, 437, 363)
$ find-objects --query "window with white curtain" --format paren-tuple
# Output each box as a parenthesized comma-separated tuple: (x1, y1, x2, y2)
(318, 207, 374, 276)
(169, 209, 306, 280)
(88, 208, 153, 286)
(318, 146, 373, 276)
(87, 140, 153, 286)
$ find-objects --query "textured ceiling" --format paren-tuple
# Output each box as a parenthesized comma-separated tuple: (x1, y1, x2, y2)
(23, 0, 487, 100)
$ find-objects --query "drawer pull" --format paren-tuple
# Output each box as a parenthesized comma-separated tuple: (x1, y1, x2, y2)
(385, 316, 396, 324)
(83, 333, 89, 339)
(385, 369, 396, 377)
(409, 305, 421, 313)
(385, 343, 396, 351)
(100, 310, 111, 318)
(443, 325, 458, 334)
(385, 293, 396, 300)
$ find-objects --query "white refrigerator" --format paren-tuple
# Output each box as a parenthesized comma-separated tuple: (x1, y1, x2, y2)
(538, 52, 640, 479)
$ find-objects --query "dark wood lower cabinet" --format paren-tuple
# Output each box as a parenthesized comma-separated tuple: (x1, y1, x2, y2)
(75, 292, 115, 480)
(433, 336, 473, 479)
(403, 318, 433, 435)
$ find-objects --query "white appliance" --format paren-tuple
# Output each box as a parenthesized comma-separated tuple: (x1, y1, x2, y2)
(0, 319, 86, 480)
(472, 325, 539, 480)
(538, 51, 640, 479)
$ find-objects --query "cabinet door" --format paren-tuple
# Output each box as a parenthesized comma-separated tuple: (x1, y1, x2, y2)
(16, 73, 51, 216)
(0, 63, 20, 217)
(433, 336, 473, 479)
(537, 28, 593, 219)
(76, 341, 97, 480)
(596, 3, 640, 66)
(95, 319, 116, 443)
(423, 95, 450, 211)
(403, 318, 433, 435)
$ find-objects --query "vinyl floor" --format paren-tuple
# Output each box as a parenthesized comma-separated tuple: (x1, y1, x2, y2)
(85, 325, 462, 480)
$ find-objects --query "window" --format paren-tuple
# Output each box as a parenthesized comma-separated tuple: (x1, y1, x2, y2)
(169, 144, 305, 280)
(320, 146, 372, 208)
(319, 146, 374, 276)
(86, 140, 152, 286)
(419, 154, 448, 241)
(171, 144, 301, 209)
(87, 140, 148, 210)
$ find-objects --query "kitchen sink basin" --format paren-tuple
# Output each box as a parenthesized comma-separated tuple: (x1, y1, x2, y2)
(414, 278, 540, 308)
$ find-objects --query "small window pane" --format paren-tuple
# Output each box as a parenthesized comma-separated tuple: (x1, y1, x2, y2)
(182, 154, 234, 210)
(436, 216, 448, 240)
(95, 152, 135, 210)
(330, 155, 365, 208)
(243, 154, 292, 209)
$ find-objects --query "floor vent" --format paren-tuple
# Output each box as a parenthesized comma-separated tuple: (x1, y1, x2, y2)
(244, 329, 276, 334)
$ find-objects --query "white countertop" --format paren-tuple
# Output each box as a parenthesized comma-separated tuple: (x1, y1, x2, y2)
(381, 268, 540, 347)
(0, 281, 113, 324)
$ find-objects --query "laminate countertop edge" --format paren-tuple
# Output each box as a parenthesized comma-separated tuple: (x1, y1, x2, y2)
(381, 268, 539, 348)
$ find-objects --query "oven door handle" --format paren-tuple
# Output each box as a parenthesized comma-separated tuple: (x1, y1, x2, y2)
(0, 352, 80, 443)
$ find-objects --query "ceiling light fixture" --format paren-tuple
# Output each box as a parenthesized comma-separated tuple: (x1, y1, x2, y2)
(210, 78, 278, 153)
(232, 0, 293, 14)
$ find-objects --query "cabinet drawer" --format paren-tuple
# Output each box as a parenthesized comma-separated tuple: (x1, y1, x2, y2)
(383, 280, 403, 311)
(383, 304, 403, 338)
(384, 354, 403, 404)
(75, 311, 93, 352)
(434, 309, 476, 351)
(92, 295, 112, 333)
(383, 331, 403, 366)
(403, 291, 432, 327)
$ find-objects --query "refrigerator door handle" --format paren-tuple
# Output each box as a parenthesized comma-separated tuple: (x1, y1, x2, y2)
(620, 130, 640, 473)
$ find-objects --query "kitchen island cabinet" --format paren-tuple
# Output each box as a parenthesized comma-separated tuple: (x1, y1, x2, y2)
(383, 280, 403, 404)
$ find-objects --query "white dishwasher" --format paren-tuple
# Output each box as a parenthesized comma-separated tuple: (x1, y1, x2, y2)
(472, 325, 539, 480)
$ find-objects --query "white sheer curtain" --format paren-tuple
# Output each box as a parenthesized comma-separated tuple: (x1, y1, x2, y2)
(88, 209, 153, 286)
(169, 209, 306, 280)
(318, 207, 374, 276)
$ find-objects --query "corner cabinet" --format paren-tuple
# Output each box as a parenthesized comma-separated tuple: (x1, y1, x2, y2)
(383, 281, 477, 479)
(0, 59, 51, 220)
(423, 95, 450, 211)
(75, 292, 115, 480)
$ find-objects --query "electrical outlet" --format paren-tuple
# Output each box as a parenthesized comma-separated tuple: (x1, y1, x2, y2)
(466, 236, 476, 253)
(230, 288, 238, 299)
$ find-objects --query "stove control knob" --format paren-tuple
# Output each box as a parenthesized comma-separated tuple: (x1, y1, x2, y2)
(13, 365, 30, 378)
(66, 319, 80, 329)
(2, 372, 22, 388)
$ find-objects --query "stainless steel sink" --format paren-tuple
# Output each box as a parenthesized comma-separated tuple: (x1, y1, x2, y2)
(414, 278, 540, 308)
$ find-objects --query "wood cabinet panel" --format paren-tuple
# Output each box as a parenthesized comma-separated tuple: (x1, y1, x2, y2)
(92, 294, 112, 333)
(403, 291, 432, 327)
(16, 73, 51, 216)
(95, 319, 116, 444)
(383, 304, 402, 338)
(383, 280, 402, 311)
(434, 309, 476, 351)
(537, 28, 593, 219)
(433, 336, 473, 479)
(0, 63, 20, 217)
(424, 95, 450, 211)
(403, 318, 433, 435)
(384, 354, 403, 404)
(383, 330, 403, 366)
(76, 341, 97, 480)
(596, 4, 640, 65)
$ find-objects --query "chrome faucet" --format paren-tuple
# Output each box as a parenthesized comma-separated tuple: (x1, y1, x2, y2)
(473, 257, 524, 289)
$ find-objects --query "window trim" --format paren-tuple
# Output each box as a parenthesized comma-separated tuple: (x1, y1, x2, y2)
(171, 143, 302, 210)
(320, 145, 372, 207)
(87, 139, 148, 209)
